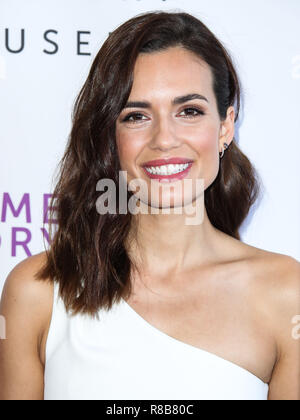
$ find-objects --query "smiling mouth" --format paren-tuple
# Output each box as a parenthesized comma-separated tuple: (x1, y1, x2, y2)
(142, 162, 193, 182)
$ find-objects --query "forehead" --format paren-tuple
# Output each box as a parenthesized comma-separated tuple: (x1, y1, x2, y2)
(130, 46, 213, 99)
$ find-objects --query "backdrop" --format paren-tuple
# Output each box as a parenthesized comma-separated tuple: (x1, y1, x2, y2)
(1, 0, 300, 292)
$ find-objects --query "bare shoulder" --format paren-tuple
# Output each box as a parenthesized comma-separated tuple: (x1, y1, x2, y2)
(241, 246, 300, 399)
(227, 237, 299, 342)
(252, 248, 300, 333)
(1, 251, 54, 318)
(1, 251, 54, 352)
(0, 251, 54, 399)
(216, 231, 299, 299)
(246, 245, 300, 299)
(237, 242, 300, 309)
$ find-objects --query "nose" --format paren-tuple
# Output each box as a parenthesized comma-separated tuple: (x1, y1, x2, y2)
(148, 114, 181, 152)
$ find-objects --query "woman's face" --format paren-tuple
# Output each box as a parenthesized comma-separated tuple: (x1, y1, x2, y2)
(116, 46, 234, 209)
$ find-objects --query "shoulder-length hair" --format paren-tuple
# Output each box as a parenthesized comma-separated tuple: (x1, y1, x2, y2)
(36, 10, 261, 317)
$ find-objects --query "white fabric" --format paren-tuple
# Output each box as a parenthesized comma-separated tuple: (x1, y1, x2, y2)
(44, 282, 269, 400)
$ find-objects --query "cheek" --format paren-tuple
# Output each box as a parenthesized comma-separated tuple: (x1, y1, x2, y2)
(188, 124, 218, 154)
(187, 124, 220, 188)
(116, 131, 143, 171)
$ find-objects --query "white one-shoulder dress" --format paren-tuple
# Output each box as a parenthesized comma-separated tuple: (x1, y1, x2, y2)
(44, 282, 269, 400)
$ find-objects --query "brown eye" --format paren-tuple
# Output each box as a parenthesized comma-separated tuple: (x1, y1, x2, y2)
(179, 107, 205, 117)
(122, 112, 148, 123)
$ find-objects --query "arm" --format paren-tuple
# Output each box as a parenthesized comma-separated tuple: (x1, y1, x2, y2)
(268, 256, 300, 400)
(0, 253, 51, 400)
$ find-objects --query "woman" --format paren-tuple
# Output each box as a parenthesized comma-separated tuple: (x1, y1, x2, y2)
(0, 11, 299, 401)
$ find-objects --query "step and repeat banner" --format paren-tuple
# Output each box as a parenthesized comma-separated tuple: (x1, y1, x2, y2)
(1, 0, 300, 290)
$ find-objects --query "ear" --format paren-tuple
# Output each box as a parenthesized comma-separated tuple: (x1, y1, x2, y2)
(219, 106, 235, 150)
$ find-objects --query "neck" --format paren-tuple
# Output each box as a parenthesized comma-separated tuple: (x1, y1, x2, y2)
(126, 203, 224, 279)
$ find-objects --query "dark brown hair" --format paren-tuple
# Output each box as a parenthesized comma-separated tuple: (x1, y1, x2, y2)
(36, 10, 261, 317)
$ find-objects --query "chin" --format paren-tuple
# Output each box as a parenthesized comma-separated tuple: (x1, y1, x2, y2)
(142, 192, 196, 210)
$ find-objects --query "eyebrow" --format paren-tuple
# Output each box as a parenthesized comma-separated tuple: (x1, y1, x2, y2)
(123, 93, 209, 109)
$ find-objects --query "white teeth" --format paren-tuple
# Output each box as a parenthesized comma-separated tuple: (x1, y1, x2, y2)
(145, 163, 190, 175)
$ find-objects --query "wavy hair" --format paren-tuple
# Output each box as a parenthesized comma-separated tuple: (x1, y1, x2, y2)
(36, 10, 261, 317)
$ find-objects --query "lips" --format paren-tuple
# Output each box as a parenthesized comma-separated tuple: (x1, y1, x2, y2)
(141, 157, 194, 183)
(142, 164, 193, 182)
(141, 157, 194, 167)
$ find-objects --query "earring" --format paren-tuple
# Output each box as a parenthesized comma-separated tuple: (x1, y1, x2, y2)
(219, 142, 229, 159)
